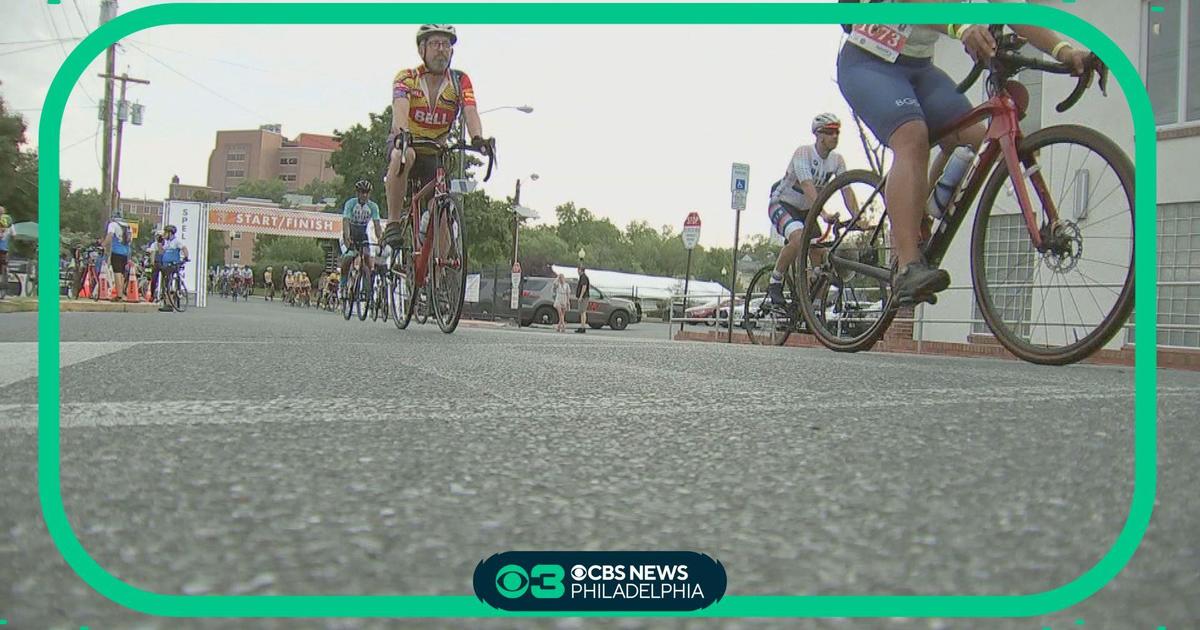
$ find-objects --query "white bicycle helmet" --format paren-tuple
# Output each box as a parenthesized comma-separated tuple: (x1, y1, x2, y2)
(416, 24, 457, 46)
(812, 112, 841, 134)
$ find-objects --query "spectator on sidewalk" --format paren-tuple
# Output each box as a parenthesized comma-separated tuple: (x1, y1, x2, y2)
(574, 264, 591, 334)
(552, 273, 571, 333)
(102, 209, 133, 302)
(0, 209, 13, 300)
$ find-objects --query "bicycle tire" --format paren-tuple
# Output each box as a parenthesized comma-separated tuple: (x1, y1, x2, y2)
(430, 195, 468, 333)
(355, 265, 372, 322)
(744, 266, 798, 346)
(389, 246, 414, 330)
(175, 282, 189, 312)
(796, 169, 896, 352)
(370, 274, 382, 322)
(342, 267, 357, 321)
(971, 124, 1135, 365)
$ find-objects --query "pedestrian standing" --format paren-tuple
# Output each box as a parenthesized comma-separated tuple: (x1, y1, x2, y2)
(574, 264, 591, 334)
(102, 209, 133, 302)
(552, 273, 571, 333)
(0, 209, 13, 300)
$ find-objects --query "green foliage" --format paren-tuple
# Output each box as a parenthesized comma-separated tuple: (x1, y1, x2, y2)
(230, 178, 288, 204)
(329, 107, 392, 210)
(258, 236, 324, 265)
(207, 230, 228, 265)
(0, 94, 39, 225)
(299, 176, 343, 209)
(60, 184, 106, 235)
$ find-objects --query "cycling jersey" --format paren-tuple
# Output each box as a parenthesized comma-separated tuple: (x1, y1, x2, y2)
(342, 198, 381, 227)
(771, 145, 847, 212)
(392, 65, 476, 145)
(161, 237, 184, 264)
(844, 0, 1023, 61)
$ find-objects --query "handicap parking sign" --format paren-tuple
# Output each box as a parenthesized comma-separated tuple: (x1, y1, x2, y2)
(734, 179, 746, 191)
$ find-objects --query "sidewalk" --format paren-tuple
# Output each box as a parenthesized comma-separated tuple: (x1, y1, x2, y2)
(0, 297, 159, 314)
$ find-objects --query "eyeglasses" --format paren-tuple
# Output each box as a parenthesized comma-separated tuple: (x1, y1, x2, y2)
(424, 40, 453, 50)
(819, 128, 841, 136)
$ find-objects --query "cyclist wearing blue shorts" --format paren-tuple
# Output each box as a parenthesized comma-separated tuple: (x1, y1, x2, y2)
(340, 179, 383, 290)
(836, 0, 1090, 305)
(766, 113, 859, 306)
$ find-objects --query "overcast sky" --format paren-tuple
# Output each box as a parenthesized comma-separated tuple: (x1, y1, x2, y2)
(2, 0, 1092, 248)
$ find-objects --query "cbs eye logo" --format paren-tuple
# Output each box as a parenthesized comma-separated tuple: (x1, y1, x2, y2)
(494, 564, 565, 599)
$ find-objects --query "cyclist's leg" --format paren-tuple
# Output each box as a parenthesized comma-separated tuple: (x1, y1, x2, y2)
(916, 62, 982, 240)
(767, 202, 805, 304)
(384, 146, 417, 242)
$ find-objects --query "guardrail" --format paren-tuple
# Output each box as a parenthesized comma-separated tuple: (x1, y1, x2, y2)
(670, 280, 1199, 348)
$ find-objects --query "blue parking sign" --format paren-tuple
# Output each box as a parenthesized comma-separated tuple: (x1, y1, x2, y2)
(734, 179, 746, 191)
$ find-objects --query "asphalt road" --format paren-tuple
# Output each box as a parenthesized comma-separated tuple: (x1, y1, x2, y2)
(1, 298, 1196, 629)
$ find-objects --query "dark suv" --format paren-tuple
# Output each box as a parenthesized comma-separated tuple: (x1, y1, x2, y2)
(519, 277, 637, 331)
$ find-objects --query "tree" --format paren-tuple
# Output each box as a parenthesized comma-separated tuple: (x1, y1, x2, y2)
(0, 92, 38, 225)
(330, 107, 392, 211)
(207, 230, 228, 264)
(259, 236, 324, 265)
(230, 178, 288, 204)
(299, 175, 343, 209)
(60, 184, 106, 235)
(516, 226, 572, 276)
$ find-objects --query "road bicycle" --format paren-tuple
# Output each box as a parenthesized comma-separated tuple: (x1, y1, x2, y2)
(744, 216, 881, 346)
(343, 243, 381, 322)
(797, 27, 1133, 365)
(162, 260, 190, 312)
(388, 137, 496, 333)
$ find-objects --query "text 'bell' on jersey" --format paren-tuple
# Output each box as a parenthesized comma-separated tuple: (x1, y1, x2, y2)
(392, 66, 476, 142)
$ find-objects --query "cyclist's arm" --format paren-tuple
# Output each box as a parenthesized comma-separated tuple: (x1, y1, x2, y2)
(391, 72, 412, 135)
(463, 104, 483, 141)
(371, 202, 382, 242)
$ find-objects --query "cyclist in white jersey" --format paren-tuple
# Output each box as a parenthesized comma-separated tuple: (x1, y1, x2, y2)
(765, 113, 859, 306)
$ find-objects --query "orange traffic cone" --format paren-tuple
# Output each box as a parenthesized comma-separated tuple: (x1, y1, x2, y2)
(79, 277, 91, 299)
(127, 276, 141, 302)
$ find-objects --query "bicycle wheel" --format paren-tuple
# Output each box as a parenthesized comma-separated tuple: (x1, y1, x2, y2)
(971, 124, 1135, 365)
(342, 268, 357, 321)
(355, 266, 372, 322)
(744, 266, 798, 346)
(389, 239, 415, 330)
(175, 282, 189, 312)
(370, 275, 382, 322)
(797, 169, 896, 352)
(377, 274, 390, 322)
(429, 195, 467, 333)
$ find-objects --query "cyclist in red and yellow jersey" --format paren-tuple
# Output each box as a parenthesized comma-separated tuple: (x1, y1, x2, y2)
(384, 24, 493, 245)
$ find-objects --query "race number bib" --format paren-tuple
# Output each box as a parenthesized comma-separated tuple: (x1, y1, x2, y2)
(848, 24, 913, 63)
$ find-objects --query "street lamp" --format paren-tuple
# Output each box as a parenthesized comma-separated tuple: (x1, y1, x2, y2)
(480, 105, 534, 115)
(511, 174, 541, 267)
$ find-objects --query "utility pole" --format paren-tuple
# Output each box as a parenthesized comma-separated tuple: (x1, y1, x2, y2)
(511, 178, 521, 267)
(100, 70, 149, 213)
(99, 0, 118, 223)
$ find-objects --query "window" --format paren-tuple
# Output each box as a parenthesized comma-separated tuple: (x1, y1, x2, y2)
(278, 157, 298, 165)
(279, 174, 297, 182)
(1146, 0, 1200, 125)
(232, 249, 241, 260)
(971, 214, 1035, 339)
(1140, 202, 1200, 347)
(231, 231, 241, 240)
(226, 169, 245, 178)
(227, 153, 246, 162)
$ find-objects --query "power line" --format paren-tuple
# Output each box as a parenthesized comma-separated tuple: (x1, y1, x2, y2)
(127, 38, 276, 74)
(72, 0, 92, 36)
(63, 131, 100, 150)
(125, 41, 266, 119)
(0, 37, 83, 45)
(0, 42, 63, 56)
(41, 1, 97, 105)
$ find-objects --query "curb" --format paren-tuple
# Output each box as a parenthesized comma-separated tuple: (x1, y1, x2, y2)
(0, 299, 159, 314)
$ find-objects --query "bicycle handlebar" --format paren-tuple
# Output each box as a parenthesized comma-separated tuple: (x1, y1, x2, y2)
(408, 137, 499, 183)
(955, 27, 1109, 114)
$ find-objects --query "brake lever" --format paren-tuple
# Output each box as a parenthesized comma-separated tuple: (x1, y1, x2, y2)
(1094, 55, 1109, 97)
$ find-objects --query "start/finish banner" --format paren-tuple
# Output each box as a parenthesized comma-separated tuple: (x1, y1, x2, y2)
(207, 204, 341, 239)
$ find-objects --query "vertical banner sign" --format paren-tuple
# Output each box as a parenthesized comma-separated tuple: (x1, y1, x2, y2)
(729, 163, 749, 341)
(510, 262, 522, 310)
(730, 162, 749, 212)
(162, 200, 203, 306)
(680, 212, 702, 333)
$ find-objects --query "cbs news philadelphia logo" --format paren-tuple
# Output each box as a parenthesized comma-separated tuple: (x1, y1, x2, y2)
(474, 551, 726, 611)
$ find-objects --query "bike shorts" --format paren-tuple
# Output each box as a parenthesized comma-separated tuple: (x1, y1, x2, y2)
(110, 253, 128, 274)
(769, 200, 806, 241)
(836, 43, 972, 147)
(347, 225, 371, 254)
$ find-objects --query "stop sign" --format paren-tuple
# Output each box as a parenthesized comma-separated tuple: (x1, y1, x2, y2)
(682, 212, 701, 250)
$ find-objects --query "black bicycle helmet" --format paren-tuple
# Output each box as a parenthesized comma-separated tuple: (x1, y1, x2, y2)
(354, 179, 373, 193)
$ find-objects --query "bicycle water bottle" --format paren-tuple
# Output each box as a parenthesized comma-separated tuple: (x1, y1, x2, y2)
(927, 145, 975, 219)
